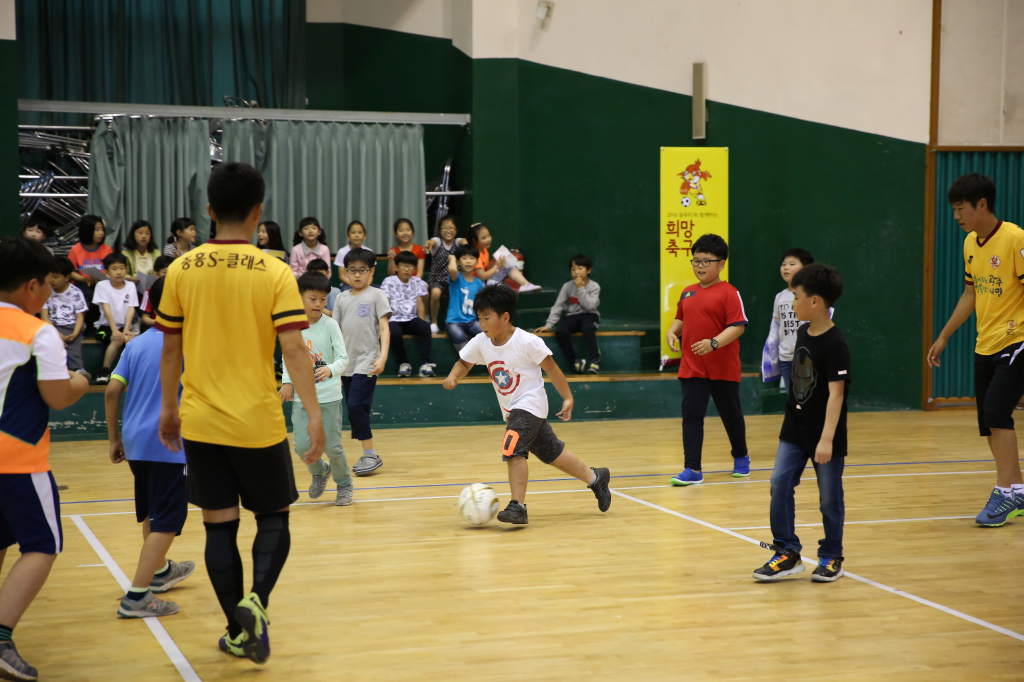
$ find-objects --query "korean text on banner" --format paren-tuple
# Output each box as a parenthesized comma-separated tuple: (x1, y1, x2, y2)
(659, 147, 730, 367)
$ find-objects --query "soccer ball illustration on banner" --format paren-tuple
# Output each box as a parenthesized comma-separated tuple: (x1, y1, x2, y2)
(458, 484, 499, 525)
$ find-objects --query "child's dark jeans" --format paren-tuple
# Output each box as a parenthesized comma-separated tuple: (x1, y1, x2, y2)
(769, 440, 845, 558)
(341, 374, 377, 441)
(389, 318, 432, 366)
(555, 313, 600, 364)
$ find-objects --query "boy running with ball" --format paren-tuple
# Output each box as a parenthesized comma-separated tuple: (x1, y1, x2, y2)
(443, 285, 611, 524)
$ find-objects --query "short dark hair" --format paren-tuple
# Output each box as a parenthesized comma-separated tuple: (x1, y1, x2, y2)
(168, 217, 195, 244)
(207, 162, 265, 224)
(454, 244, 479, 261)
(154, 255, 174, 273)
(77, 214, 104, 245)
(791, 263, 843, 307)
(51, 255, 75, 277)
(473, 283, 517, 318)
(948, 173, 996, 212)
(22, 220, 46, 236)
(298, 272, 332, 295)
(570, 254, 593, 270)
(782, 248, 814, 266)
(343, 248, 376, 268)
(306, 258, 330, 273)
(103, 252, 128, 269)
(394, 250, 418, 267)
(0, 238, 55, 292)
(692, 233, 728, 260)
(148, 277, 166, 312)
(393, 218, 414, 234)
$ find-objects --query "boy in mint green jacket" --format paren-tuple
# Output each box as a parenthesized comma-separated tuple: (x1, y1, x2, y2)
(280, 272, 353, 505)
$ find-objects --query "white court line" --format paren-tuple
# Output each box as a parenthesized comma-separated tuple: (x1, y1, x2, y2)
(729, 516, 976, 531)
(70, 516, 201, 682)
(610, 490, 1024, 644)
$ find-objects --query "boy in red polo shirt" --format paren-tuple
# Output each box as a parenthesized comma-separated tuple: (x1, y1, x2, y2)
(666, 233, 750, 485)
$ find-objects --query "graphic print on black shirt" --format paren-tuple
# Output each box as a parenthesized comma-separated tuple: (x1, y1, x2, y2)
(779, 325, 851, 457)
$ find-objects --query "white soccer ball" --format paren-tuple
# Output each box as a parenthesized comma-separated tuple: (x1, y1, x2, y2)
(681, 196, 692, 207)
(458, 484, 499, 525)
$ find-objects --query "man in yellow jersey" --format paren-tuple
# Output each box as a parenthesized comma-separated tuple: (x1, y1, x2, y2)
(928, 173, 1024, 527)
(156, 162, 324, 664)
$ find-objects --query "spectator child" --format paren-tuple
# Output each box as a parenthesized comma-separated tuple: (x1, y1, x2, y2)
(21, 221, 46, 243)
(257, 221, 288, 263)
(333, 220, 368, 287)
(105, 277, 197, 617)
(467, 223, 540, 293)
(762, 248, 815, 390)
(122, 220, 162, 282)
(382, 250, 434, 377)
(280, 273, 355, 506)
(306, 259, 341, 316)
(442, 284, 612, 525)
(164, 217, 197, 258)
(387, 218, 426, 278)
(41, 256, 90, 380)
(290, 217, 331, 277)
(93, 253, 139, 384)
(0, 238, 88, 680)
(425, 215, 466, 332)
(534, 254, 602, 374)
(140, 256, 174, 328)
(665, 233, 750, 486)
(446, 244, 485, 351)
(333, 248, 392, 476)
(753, 264, 849, 583)
(68, 214, 112, 330)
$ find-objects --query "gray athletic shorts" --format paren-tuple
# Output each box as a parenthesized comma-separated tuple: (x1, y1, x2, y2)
(501, 409, 565, 464)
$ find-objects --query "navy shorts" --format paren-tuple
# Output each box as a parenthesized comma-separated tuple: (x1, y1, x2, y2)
(128, 460, 190, 534)
(0, 472, 64, 555)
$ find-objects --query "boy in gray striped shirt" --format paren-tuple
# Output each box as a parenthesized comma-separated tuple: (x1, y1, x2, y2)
(533, 255, 602, 374)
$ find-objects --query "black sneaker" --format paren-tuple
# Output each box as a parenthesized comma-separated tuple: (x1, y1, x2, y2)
(811, 556, 844, 582)
(95, 367, 111, 385)
(752, 542, 805, 581)
(497, 500, 528, 525)
(589, 467, 611, 512)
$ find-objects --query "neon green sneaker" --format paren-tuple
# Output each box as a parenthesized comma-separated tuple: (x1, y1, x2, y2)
(233, 593, 270, 664)
(218, 632, 246, 658)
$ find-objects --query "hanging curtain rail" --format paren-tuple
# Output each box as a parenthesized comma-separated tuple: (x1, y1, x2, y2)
(20, 175, 89, 180)
(19, 100, 471, 126)
(20, 193, 89, 198)
(19, 125, 95, 132)
(425, 191, 465, 196)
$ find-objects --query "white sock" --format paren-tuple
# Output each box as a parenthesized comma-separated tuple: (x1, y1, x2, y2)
(588, 469, 597, 485)
(1011, 483, 1024, 496)
(997, 485, 1013, 498)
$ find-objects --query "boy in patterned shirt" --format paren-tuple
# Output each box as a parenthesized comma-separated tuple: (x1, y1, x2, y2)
(42, 256, 91, 379)
(381, 250, 434, 377)
(929, 173, 1024, 526)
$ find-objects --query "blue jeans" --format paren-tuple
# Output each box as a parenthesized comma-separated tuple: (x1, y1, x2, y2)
(447, 321, 482, 351)
(779, 360, 793, 391)
(769, 440, 845, 558)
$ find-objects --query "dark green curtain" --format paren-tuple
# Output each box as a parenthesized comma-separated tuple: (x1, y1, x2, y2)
(933, 151, 1024, 398)
(87, 117, 211, 247)
(222, 120, 427, 255)
(16, 0, 305, 109)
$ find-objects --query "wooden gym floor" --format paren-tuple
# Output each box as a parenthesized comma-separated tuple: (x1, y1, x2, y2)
(13, 411, 1024, 681)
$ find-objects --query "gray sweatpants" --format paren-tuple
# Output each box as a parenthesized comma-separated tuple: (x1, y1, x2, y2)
(56, 324, 84, 372)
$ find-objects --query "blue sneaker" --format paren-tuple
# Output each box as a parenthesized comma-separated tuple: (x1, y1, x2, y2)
(975, 489, 1017, 527)
(670, 469, 703, 486)
(732, 456, 750, 478)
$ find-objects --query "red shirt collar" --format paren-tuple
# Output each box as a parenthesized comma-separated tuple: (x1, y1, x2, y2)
(977, 220, 1003, 247)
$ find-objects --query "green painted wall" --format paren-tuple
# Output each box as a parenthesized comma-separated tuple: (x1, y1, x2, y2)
(0, 39, 19, 237)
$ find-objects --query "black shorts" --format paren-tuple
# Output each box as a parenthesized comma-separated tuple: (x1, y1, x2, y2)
(128, 460, 190, 534)
(974, 341, 1024, 436)
(501, 409, 565, 464)
(182, 439, 298, 514)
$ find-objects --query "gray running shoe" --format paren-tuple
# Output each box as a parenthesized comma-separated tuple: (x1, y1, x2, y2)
(397, 363, 412, 377)
(117, 590, 180, 618)
(0, 641, 37, 681)
(75, 368, 92, 381)
(497, 500, 528, 525)
(419, 363, 436, 377)
(335, 484, 354, 506)
(149, 559, 196, 594)
(309, 462, 332, 499)
(352, 454, 382, 476)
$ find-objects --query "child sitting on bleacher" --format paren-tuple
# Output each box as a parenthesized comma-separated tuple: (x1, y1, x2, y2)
(446, 244, 484, 351)
(382, 251, 434, 377)
(41, 256, 90, 380)
(467, 223, 540, 293)
(290, 217, 331, 277)
(334, 220, 368, 288)
(140, 256, 174, 328)
(425, 215, 466, 333)
(534, 255, 602, 374)
(93, 252, 138, 385)
(387, 218, 426, 279)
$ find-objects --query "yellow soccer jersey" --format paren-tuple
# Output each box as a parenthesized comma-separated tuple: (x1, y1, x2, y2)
(155, 240, 308, 448)
(964, 221, 1024, 356)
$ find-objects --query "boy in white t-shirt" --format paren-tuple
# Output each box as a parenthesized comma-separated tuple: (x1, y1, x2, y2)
(443, 284, 611, 525)
(93, 252, 139, 385)
(762, 248, 814, 390)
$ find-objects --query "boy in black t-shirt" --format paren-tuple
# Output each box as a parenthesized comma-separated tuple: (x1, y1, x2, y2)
(753, 264, 850, 583)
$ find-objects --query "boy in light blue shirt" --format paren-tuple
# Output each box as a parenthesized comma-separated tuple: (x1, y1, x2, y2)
(446, 244, 485, 351)
(280, 272, 353, 505)
(106, 277, 196, 618)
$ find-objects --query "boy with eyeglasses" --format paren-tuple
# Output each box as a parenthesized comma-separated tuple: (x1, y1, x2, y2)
(333, 248, 392, 475)
(665, 233, 750, 486)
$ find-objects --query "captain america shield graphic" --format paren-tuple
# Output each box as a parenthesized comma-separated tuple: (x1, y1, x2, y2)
(488, 360, 520, 395)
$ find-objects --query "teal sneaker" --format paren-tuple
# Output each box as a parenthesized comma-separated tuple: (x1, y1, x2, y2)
(670, 469, 703, 486)
(234, 593, 270, 664)
(975, 489, 1017, 527)
(218, 632, 246, 658)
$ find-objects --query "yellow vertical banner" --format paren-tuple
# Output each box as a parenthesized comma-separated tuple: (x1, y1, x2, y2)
(659, 147, 729, 367)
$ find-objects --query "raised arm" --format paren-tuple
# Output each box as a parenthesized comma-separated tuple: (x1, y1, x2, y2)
(576, 282, 601, 312)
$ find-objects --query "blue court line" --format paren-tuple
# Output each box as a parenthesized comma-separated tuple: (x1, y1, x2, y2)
(57, 458, 993, 506)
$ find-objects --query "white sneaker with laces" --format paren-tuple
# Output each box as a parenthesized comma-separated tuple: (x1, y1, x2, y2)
(430, 323, 440, 334)
(518, 283, 541, 293)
